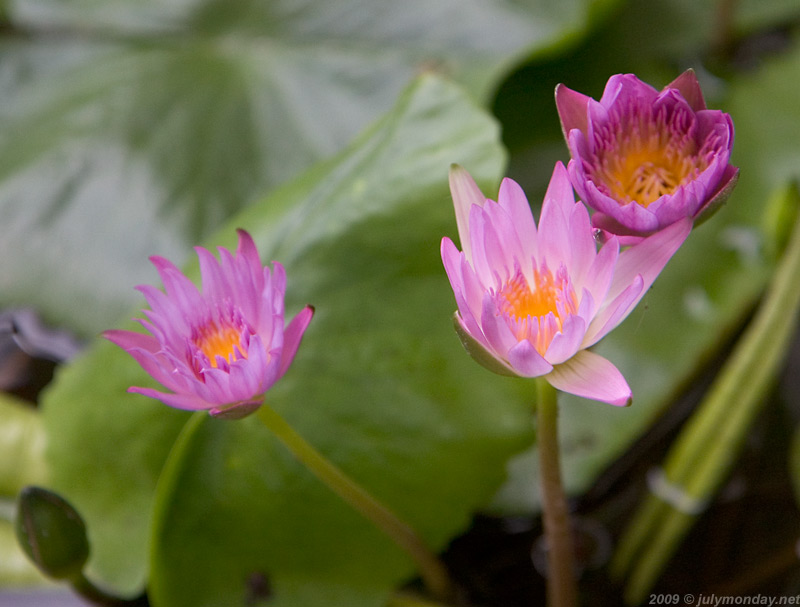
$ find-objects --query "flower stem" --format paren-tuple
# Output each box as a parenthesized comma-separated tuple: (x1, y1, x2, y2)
(535, 378, 577, 607)
(256, 404, 454, 602)
(70, 573, 148, 606)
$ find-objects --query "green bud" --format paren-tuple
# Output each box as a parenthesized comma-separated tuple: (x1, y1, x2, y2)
(14, 486, 89, 581)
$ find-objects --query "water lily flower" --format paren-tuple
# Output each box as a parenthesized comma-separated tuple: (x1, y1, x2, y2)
(441, 162, 691, 405)
(556, 70, 738, 242)
(104, 229, 313, 420)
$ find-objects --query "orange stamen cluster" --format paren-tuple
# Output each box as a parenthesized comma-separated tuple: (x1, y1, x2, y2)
(590, 104, 709, 207)
(497, 265, 578, 354)
(194, 320, 245, 368)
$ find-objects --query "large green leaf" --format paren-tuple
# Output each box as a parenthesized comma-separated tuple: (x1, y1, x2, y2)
(42, 74, 535, 605)
(0, 0, 615, 336)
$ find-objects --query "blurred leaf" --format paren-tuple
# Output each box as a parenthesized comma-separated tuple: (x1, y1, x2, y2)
(726, 38, 800, 212)
(43, 74, 535, 604)
(0, 517, 46, 586)
(733, 0, 800, 35)
(0, 394, 47, 497)
(0, 0, 615, 336)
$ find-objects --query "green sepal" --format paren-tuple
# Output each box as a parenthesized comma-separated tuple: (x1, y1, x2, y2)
(451, 311, 518, 377)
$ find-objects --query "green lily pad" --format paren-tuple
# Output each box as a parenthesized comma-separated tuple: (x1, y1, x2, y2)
(0, 0, 615, 337)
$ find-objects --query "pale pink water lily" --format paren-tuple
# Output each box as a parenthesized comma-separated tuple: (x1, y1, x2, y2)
(441, 162, 691, 405)
(105, 229, 313, 420)
(556, 70, 738, 243)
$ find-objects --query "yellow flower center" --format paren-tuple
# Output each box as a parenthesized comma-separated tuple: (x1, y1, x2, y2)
(500, 269, 559, 321)
(497, 266, 578, 354)
(591, 108, 708, 207)
(195, 321, 244, 367)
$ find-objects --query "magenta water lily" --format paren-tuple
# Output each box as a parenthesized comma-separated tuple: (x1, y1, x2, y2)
(441, 162, 691, 406)
(556, 70, 738, 242)
(104, 229, 313, 420)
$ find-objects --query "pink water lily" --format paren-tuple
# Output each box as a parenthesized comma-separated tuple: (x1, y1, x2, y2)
(441, 162, 691, 405)
(556, 70, 738, 243)
(105, 229, 313, 420)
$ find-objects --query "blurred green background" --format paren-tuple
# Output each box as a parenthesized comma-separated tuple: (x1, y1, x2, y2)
(1, 0, 800, 605)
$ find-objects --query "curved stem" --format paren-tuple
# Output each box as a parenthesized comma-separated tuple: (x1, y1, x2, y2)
(535, 378, 577, 607)
(256, 404, 454, 602)
(71, 573, 148, 606)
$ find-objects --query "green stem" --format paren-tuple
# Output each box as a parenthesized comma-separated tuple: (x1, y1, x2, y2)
(256, 404, 453, 602)
(535, 378, 577, 607)
(70, 573, 148, 606)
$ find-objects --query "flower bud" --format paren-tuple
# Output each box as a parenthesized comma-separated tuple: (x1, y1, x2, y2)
(14, 486, 89, 581)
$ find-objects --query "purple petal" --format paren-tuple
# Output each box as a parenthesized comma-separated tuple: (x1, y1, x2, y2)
(555, 83, 591, 138)
(601, 74, 659, 108)
(279, 305, 314, 378)
(543, 315, 586, 365)
(196, 246, 230, 304)
(150, 257, 206, 320)
(236, 229, 263, 277)
(479, 293, 518, 357)
(103, 328, 159, 353)
(546, 350, 632, 406)
(128, 386, 212, 411)
(666, 69, 706, 111)
(507, 340, 553, 377)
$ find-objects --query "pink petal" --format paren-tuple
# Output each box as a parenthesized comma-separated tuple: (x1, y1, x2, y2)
(469, 205, 506, 285)
(538, 164, 573, 265)
(507, 340, 553, 377)
(150, 257, 206, 320)
(279, 305, 314, 378)
(441, 239, 482, 339)
(481, 199, 523, 276)
(128, 387, 212, 411)
(566, 195, 596, 286)
(546, 350, 631, 406)
(479, 294, 519, 358)
(196, 246, 230, 304)
(583, 274, 644, 347)
(103, 328, 159, 353)
(607, 217, 692, 304)
(555, 83, 591, 139)
(236, 229, 263, 275)
(449, 164, 486, 262)
(579, 237, 619, 308)
(543, 315, 586, 365)
(498, 178, 538, 250)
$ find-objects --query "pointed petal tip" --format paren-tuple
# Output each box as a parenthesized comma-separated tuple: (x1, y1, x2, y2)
(666, 68, 706, 111)
(546, 350, 632, 406)
(555, 83, 590, 138)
